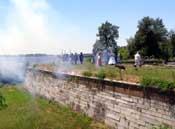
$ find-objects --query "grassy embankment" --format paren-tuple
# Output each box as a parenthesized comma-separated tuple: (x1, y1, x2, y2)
(35, 62, 175, 91)
(77, 63, 175, 91)
(0, 86, 109, 129)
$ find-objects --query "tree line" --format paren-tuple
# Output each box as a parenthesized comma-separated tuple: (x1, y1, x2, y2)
(93, 17, 175, 62)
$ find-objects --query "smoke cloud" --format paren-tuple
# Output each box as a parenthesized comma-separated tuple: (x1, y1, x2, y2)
(0, 56, 26, 84)
(0, 0, 87, 55)
(0, 0, 89, 83)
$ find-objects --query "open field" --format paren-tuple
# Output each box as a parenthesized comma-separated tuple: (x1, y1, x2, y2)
(0, 86, 109, 129)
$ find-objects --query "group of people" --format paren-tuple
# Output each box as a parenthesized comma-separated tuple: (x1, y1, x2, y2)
(61, 49, 142, 69)
(92, 49, 121, 67)
(92, 49, 142, 68)
(62, 52, 84, 64)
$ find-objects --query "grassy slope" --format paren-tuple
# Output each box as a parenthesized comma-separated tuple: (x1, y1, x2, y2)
(0, 86, 108, 129)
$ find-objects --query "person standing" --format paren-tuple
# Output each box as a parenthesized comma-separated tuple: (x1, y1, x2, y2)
(92, 48, 96, 64)
(117, 53, 121, 64)
(108, 51, 116, 65)
(96, 52, 102, 67)
(134, 51, 141, 67)
(103, 49, 109, 65)
(74, 53, 78, 64)
(70, 53, 74, 64)
(79, 52, 84, 64)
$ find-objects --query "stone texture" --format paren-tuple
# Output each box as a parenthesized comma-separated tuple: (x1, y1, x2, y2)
(25, 70, 175, 129)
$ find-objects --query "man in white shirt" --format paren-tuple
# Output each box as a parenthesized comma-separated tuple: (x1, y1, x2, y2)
(134, 51, 141, 67)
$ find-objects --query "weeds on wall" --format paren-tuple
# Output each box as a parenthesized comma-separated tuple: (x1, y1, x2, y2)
(95, 70, 106, 80)
(82, 71, 93, 77)
(141, 76, 175, 91)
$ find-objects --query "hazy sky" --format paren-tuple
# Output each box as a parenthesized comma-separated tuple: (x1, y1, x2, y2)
(0, 0, 175, 54)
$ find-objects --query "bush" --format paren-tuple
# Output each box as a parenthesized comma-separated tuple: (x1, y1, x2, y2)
(141, 77, 175, 91)
(96, 70, 106, 79)
(82, 71, 92, 77)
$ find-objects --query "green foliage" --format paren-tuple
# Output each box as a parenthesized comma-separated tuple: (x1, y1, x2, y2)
(159, 41, 172, 63)
(169, 30, 175, 57)
(127, 16, 168, 59)
(118, 47, 129, 60)
(82, 71, 93, 77)
(96, 70, 106, 79)
(93, 21, 119, 53)
(127, 37, 136, 58)
(141, 76, 175, 91)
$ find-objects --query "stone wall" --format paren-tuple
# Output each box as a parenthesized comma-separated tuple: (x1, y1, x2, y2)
(25, 69, 175, 129)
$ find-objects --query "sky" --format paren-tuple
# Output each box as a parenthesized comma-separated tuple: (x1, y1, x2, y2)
(0, 0, 175, 55)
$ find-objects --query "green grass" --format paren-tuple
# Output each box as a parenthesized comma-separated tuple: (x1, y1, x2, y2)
(75, 63, 175, 82)
(95, 70, 106, 79)
(141, 76, 175, 91)
(74, 63, 175, 90)
(36, 62, 175, 90)
(0, 86, 109, 129)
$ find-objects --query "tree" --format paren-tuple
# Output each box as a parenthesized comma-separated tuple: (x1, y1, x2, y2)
(171, 34, 175, 57)
(159, 40, 172, 63)
(134, 16, 167, 58)
(93, 40, 105, 52)
(93, 21, 119, 53)
(127, 37, 136, 58)
(169, 30, 175, 57)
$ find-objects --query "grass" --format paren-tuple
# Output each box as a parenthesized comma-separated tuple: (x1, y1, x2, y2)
(35, 62, 175, 90)
(141, 77, 175, 91)
(0, 86, 109, 129)
(36, 62, 175, 83)
(74, 63, 175, 82)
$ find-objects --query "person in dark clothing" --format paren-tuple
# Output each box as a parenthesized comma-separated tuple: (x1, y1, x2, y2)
(79, 52, 84, 64)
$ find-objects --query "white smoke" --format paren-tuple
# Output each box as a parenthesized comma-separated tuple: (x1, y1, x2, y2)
(0, 0, 86, 55)
(0, 56, 26, 83)
(0, 0, 89, 83)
